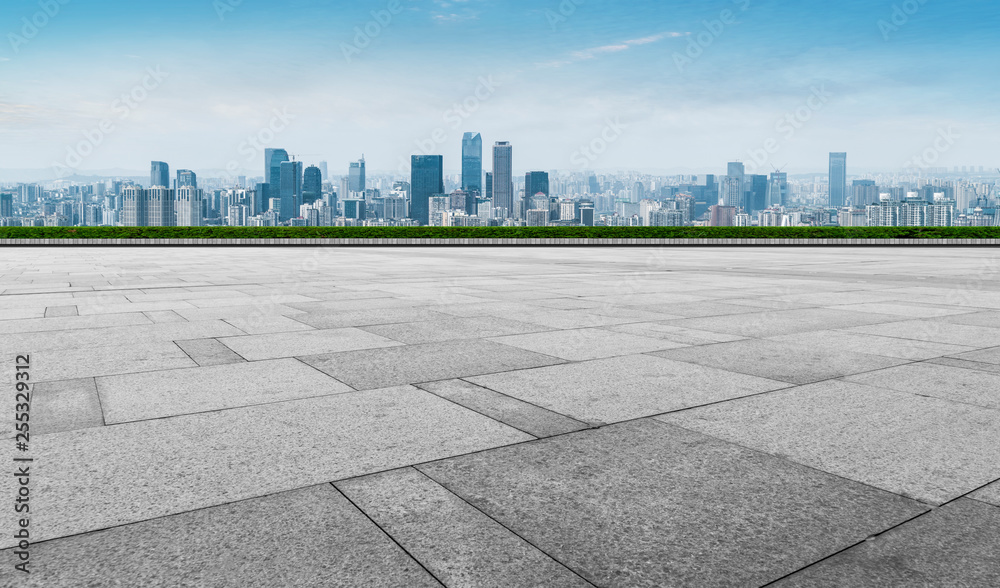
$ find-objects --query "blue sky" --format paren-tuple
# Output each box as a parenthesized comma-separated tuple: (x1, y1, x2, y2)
(1, 0, 997, 177)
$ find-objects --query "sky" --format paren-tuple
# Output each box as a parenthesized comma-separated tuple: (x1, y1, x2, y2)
(0, 0, 997, 178)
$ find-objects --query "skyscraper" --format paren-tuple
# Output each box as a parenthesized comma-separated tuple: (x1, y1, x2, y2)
(721, 162, 745, 209)
(147, 187, 175, 226)
(767, 172, 788, 208)
(173, 169, 196, 190)
(410, 155, 444, 226)
(150, 161, 169, 188)
(492, 142, 513, 218)
(318, 161, 329, 182)
(462, 133, 483, 194)
(0, 193, 12, 218)
(349, 156, 366, 194)
(748, 175, 769, 214)
(279, 160, 303, 221)
(524, 171, 550, 219)
(485, 172, 493, 201)
(264, 148, 289, 212)
(829, 152, 848, 208)
(121, 186, 148, 226)
(175, 187, 204, 226)
(303, 165, 322, 205)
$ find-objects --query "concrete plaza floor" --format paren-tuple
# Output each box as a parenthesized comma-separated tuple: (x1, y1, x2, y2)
(1, 246, 999, 587)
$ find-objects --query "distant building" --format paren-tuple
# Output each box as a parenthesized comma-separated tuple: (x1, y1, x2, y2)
(150, 161, 170, 188)
(0, 193, 12, 217)
(303, 165, 322, 205)
(176, 169, 197, 190)
(852, 180, 878, 208)
(829, 152, 847, 208)
(462, 133, 483, 194)
(709, 205, 736, 227)
(349, 156, 366, 194)
(492, 142, 513, 218)
(410, 155, 444, 226)
(176, 187, 204, 226)
(264, 148, 289, 212)
(279, 160, 303, 221)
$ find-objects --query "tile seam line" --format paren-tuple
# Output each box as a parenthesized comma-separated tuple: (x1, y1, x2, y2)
(329, 483, 449, 588)
(450, 377, 598, 429)
(412, 384, 542, 440)
(408, 466, 601, 588)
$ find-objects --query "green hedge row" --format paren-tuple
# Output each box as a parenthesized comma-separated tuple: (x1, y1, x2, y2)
(2, 226, 1000, 239)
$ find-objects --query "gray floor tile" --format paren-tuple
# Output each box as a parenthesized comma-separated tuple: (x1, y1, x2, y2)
(43, 305, 78, 318)
(293, 307, 453, 329)
(467, 354, 787, 425)
(0, 485, 441, 588)
(97, 358, 352, 423)
(0, 312, 150, 334)
(492, 327, 686, 361)
(933, 311, 1000, 328)
(301, 339, 566, 391)
(0, 386, 530, 547)
(175, 338, 247, 366)
(844, 362, 1000, 410)
(419, 419, 926, 588)
(337, 468, 590, 588)
(0, 320, 246, 355)
(417, 379, 589, 438)
(925, 356, 1000, 374)
(847, 320, 1000, 348)
(142, 309, 187, 323)
(769, 330, 975, 361)
(32, 341, 197, 382)
(602, 322, 748, 345)
(660, 380, 1000, 505)
(219, 328, 402, 361)
(947, 345, 1000, 365)
(771, 499, 1000, 588)
(669, 308, 904, 338)
(824, 302, 977, 318)
(222, 315, 314, 335)
(652, 339, 908, 384)
(361, 315, 551, 344)
(28, 378, 104, 436)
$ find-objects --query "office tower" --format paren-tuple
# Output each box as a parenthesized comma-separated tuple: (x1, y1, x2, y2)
(767, 172, 788, 207)
(0, 193, 12, 217)
(318, 161, 329, 182)
(852, 180, 878, 208)
(147, 187, 175, 226)
(263, 148, 289, 211)
(492, 142, 513, 218)
(349, 156, 366, 194)
(462, 133, 483, 193)
(829, 152, 848, 208)
(121, 186, 147, 226)
(175, 187, 203, 226)
(279, 160, 303, 221)
(410, 155, 444, 226)
(719, 162, 745, 209)
(150, 161, 170, 188)
(523, 171, 550, 220)
(176, 169, 197, 189)
(343, 199, 366, 221)
(485, 172, 493, 201)
(748, 175, 769, 214)
(303, 165, 322, 205)
(709, 205, 737, 227)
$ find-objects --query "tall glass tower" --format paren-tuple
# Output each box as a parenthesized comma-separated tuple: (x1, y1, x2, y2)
(462, 133, 483, 194)
(829, 152, 848, 208)
(264, 148, 289, 212)
(150, 161, 170, 188)
(410, 155, 444, 226)
(349, 156, 366, 194)
(303, 165, 322, 205)
(279, 160, 303, 221)
(176, 169, 197, 189)
(492, 142, 513, 218)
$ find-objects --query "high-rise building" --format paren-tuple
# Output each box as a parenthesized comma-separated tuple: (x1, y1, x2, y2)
(410, 155, 444, 226)
(176, 169, 197, 190)
(303, 165, 323, 205)
(147, 187, 175, 226)
(721, 162, 745, 209)
(264, 148, 289, 212)
(852, 180, 878, 208)
(523, 171, 550, 220)
(492, 142, 513, 218)
(485, 172, 494, 201)
(279, 160, 303, 221)
(767, 172, 788, 208)
(349, 156, 366, 194)
(175, 187, 204, 226)
(150, 161, 170, 188)
(0, 193, 12, 217)
(709, 205, 737, 227)
(829, 152, 848, 208)
(318, 161, 329, 182)
(462, 133, 483, 194)
(748, 175, 769, 214)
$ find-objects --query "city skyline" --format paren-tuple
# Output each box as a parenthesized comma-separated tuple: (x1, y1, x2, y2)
(1, 1, 997, 176)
